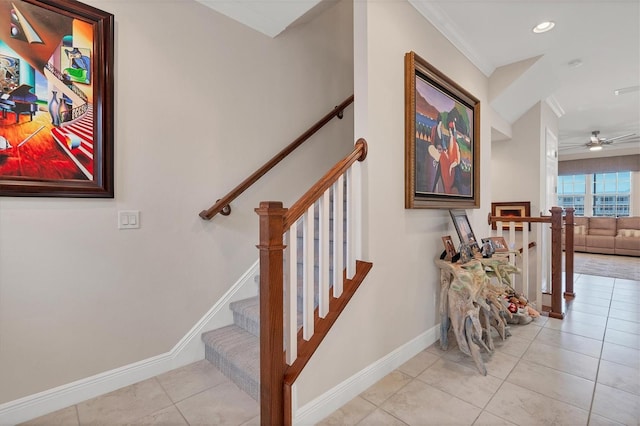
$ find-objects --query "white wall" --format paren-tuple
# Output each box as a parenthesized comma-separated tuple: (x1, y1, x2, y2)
(0, 0, 354, 404)
(295, 0, 491, 406)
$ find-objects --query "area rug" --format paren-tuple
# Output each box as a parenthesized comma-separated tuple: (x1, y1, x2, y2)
(571, 252, 640, 281)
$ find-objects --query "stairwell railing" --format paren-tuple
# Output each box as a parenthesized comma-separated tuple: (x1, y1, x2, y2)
(487, 207, 575, 319)
(256, 138, 372, 426)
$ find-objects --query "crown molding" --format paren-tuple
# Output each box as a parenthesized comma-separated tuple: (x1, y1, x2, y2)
(408, 1, 495, 77)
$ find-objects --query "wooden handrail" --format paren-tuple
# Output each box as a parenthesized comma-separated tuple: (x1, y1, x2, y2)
(199, 95, 354, 220)
(283, 138, 367, 230)
(256, 138, 371, 425)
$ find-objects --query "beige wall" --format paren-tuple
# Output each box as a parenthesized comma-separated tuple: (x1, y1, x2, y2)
(0, 0, 354, 403)
(296, 0, 492, 406)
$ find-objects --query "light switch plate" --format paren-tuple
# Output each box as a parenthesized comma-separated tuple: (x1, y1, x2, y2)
(118, 210, 140, 229)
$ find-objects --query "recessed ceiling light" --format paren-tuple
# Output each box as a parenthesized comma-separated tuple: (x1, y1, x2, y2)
(589, 145, 603, 152)
(533, 21, 555, 33)
(614, 85, 640, 95)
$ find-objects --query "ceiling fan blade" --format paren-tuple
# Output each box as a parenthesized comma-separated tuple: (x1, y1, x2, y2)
(606, 133, 636, 142)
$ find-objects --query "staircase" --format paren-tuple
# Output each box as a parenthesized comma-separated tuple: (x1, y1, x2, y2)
(201, 194, 342, 403)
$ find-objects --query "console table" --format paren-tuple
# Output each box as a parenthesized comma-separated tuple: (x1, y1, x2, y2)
(435, 257, 520, 375)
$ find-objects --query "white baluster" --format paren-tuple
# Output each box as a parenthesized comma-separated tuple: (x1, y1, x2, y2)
(303, 205, 315, 340)
(509, 222, 516, 289)
(496, 221, 503, 237)
(319, 190, 330, 318)
(522, 222, 529, 301)
(333, 176, 344, 297)
(285, 225, 297, 365)
(346, 167, 355, 278)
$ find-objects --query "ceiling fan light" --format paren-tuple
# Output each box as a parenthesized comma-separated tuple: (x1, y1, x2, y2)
(589, 145, 603, 151)
(533, 21, 555, 33)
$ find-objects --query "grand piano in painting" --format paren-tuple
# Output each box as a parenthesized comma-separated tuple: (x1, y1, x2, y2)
(0, 84, 38, 124)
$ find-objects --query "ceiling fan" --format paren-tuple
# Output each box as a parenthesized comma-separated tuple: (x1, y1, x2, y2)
(561, 130, 639, 152)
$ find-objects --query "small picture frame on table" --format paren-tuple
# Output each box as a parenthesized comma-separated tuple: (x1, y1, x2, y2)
(489, 236, 509, 252)
(441, 235, 457, 260)
(449, 209, 480, 253)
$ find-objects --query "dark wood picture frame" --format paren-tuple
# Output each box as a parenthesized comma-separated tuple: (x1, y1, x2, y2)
(405, 51, 480, 209)
(449, 209, 479, 251)
(491, 201, 531, 231)
(0, 0, 114, 197)
(441, 235, 457, 260)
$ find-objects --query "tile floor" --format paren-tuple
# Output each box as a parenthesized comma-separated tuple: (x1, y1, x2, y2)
(25, 273, 639, 425)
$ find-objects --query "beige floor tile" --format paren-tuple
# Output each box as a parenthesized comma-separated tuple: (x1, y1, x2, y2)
(398, 350, 440, 377)
(126, 405, 187, 425)
(443, 347, 519, 380)
(534, 327, 603, 358)
(417, 357, 503, 408)
(591, 383, 640, 425)
(506, 360, 595, 410)
(577, 275, 615, 286)
(609, 299, 638, 313)
(545, 317, 606, 340)
(587, 413, 625, 425)
(611, 291, 640, 304)
(601, 341, 640, 369)
(357, 408, 408, 425)
(522, 340, 599, 381)
(485, 382, 589, 426)
(567, 301, 611, 316)
(472, 411, 516, 425)
(608, 308, 640, 323)
(507, 323, 543, 341)
(425, 341, 448, 356)
(607, 318, 640, 335)
(597, 359, 640, 396)
(316, 396, 376, 425)
(567, 293, 612, 307)
(380, 379, 481, 425)
(77, 378, 173, 425)
(605, 328, 640, 349)
(397, 349, 440, 377)
(572, 289, 613, 301)
(360, 370, 412, 406)
(20, 405, 79, 426)
(613, 279, 640, 290)
(565, 310, 609, 327)
(175, 381, 258, 425)
(491, 335, 532, 358)
(155, 360, 228, 403)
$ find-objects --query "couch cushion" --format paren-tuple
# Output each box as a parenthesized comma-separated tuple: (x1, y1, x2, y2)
(575, 225, 587, 235)
(615, 237, 640, 251)
(586, 235, 615, 249)
(617, 229, 640, 238)
(617, 217, 640, 231)
(588, 217, 616, 236)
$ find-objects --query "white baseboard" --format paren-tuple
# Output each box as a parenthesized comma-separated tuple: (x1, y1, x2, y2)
(293, 324, 440, 425)
(0, 260, 259, 426)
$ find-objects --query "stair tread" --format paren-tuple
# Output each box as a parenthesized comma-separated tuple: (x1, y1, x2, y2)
(202, 325, 260, 377)
(229, 296, 259, 315)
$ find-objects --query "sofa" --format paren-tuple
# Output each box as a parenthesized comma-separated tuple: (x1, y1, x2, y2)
(562, 216, 640, 256)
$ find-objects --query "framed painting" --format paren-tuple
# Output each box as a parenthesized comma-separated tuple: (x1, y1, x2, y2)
(405, 51, 480, 209)
(449, 209, 479, 252)
(491, 201, 531, 231)
(489, 236, 509, 252)
(0, 0, 114, 197)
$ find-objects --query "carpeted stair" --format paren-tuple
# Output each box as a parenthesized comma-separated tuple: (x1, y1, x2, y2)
(202, 188, 347, 402)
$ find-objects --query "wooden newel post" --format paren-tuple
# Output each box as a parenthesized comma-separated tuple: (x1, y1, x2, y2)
(549, 207, 565, 319)
(255, 201, 287, 426)
(564, 208, 575, 298)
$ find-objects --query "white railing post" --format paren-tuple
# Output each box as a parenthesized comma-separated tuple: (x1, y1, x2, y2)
(521, 222, 529, 301)
(319, 191, 330, 318)
(285, 225, 297, 365)
(333, 176, 344, 297)
(303, 205, 315, 340)
(346, 167, 356, 278)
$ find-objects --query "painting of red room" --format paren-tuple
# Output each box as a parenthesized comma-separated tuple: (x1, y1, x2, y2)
(0, 0, 113, 197)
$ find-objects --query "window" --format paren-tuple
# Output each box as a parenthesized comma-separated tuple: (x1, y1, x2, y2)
(593, 171, 631, 217)
(558, 171, 632, 217)
(557, 174, 586, 216)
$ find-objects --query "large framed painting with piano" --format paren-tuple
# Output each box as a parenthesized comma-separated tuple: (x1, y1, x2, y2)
(0, 0, 113, 197)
